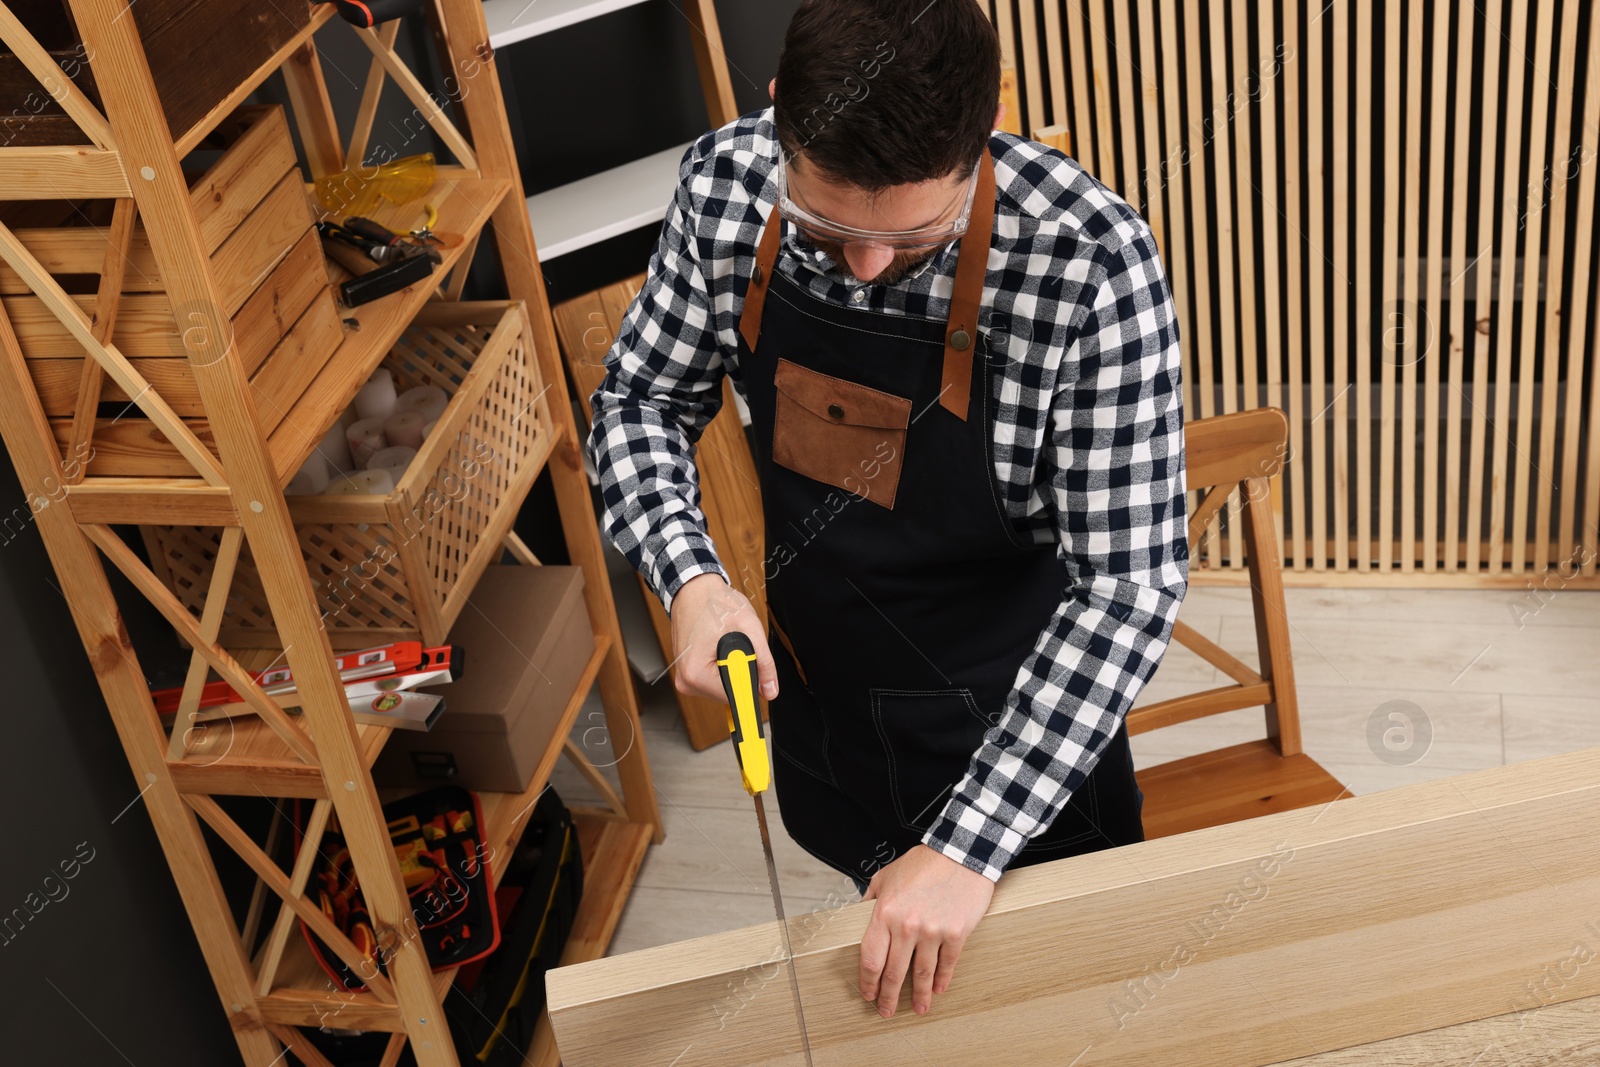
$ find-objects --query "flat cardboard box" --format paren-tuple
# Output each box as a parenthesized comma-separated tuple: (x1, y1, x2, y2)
(373, 564, 593, 792)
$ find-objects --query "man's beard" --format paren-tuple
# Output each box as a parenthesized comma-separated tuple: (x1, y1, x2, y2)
(807, 237, 940, 286)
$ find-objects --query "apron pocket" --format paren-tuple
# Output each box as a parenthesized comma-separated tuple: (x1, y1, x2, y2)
(772, 358, 911, 509)
(869, 687, 991, 832)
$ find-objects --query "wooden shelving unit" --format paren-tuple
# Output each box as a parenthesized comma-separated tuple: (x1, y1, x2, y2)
(482, 0, 739, 261)
(0, 2, 661, 1065)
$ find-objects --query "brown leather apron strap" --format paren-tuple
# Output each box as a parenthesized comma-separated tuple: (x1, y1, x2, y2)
(739, 203, 786, 352)
(940, 146, 996, 422)
(739, 145, 996, 416)
(769, 611, 809, 687)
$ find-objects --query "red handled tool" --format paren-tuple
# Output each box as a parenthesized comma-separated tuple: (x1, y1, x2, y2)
(320, 0, 426, 28)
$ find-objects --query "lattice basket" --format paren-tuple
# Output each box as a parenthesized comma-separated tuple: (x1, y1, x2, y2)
(144, 300, 554, 650)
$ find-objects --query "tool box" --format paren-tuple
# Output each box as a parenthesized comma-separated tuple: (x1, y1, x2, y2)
(373, 564, 594, 792)
(446, 786, 583, 1065)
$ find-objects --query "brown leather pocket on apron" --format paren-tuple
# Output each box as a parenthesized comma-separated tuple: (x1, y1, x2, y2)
(772, 358, 911, 509)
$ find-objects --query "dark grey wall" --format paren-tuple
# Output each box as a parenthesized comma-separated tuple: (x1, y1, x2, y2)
(0, 1, 797, 1063)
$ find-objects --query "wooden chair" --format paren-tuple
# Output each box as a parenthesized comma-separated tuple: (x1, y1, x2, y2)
(1130, 407, 1350, 838)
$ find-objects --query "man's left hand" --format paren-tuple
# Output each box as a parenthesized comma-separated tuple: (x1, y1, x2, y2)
(859, 844, 995, 1018)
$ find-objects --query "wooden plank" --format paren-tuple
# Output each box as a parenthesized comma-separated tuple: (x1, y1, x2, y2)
(0, 146, 131, 198)
(1137, 740, 1347, 839)
(683, 0, 739, 129)
(67, 196, 136, 481)
(1281, 0, 1306, 573)
(1042, 1, 1068, 133)
(1332, 0, 1352, 571)
(279, 37, 344, 179)
(1087, 0, 1119, 190)
(1507, 2, 1557, 575)
(1377, 0, 1404, 575)
(350, 24, 477, 172)
(1015, 0, 1045, 139)
(248, 289, 345, 436)
(210, 168, 313, 318)
(547, 748, 1600, 1067)
(1307, 2, 1328, 572)
(1156, 1, 1196, 448)
(6, 291, 180, 359)
(1528, 3, 1580, 577)
(1419, 0, 1452, 573)
(188, 106, 300, 257)
(1487, 0, 1530, 575)
(1065, 0, 1096, 170)
(0, 227, 162, 294)
(1466, 1, 1504, 576)
(1568, 15, 1600, 577)
(66, 481, 238, 525)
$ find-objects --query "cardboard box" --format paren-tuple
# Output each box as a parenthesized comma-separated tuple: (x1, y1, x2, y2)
(373, 565, 594, 793)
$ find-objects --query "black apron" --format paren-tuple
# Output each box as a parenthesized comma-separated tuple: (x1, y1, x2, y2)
(735, 147, 1144, 887)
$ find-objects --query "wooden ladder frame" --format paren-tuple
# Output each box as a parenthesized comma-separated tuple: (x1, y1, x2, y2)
(0, 2, 661, 1064)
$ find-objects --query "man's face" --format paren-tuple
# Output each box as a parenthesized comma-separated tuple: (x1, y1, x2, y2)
(783, 156, 972, 285)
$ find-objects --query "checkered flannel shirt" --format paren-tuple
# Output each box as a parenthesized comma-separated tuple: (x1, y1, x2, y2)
(588, 108, 1189, 881)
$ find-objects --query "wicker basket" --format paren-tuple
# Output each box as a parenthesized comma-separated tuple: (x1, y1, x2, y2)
(144, 300, 554, 649)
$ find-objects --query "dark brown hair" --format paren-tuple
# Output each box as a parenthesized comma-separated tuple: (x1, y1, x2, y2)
(773, 0, 1001, 191)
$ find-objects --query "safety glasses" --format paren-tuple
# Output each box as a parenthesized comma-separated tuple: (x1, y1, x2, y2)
(773, 148, 980, 252)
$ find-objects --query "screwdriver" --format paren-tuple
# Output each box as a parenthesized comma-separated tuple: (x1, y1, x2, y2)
(319, 0, 426, 28)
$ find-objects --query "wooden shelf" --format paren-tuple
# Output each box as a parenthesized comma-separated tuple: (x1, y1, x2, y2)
(525, 141, 693, 260)
(483, 0, 654, 47)
(50, 170, 513, 482)
(252, 633, 650, 1048)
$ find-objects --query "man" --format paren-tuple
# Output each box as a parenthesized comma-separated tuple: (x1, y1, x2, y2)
(588, 0, 1187, 1022)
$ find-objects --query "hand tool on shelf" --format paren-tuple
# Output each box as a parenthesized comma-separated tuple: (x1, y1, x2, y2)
(717, 632, 816, 1066)
(151, 641, 460, 715)
(318, 0, 427, 28)
(315, 219, 437, 307)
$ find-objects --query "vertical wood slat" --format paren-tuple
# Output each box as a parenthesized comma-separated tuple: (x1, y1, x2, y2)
(1532, 2, 1582, 577)
(997, 0, 1596, 586)
(1380, 0, 1408, 575)
(1282, 0, 1307, 571)
(1421, 0, 1455, 574)
(1333, 0, 1353, 572)
(1489, 2, 1535, 574)
(1308, 2, 1329, 573)
(1087, 0, 1119, 191)
(1016, 0, 1046, 138)
(1467, 1, 1503, 575)
(1568, 13, 1600, 577)
(1398, 0, 1427, 576)
(1507, 3, 1557, 574)
(1156, 0, 1196, 450)
(1066, 0, 1097, 168)
(1254, 0, 1287, 567)
(1444, 0, 1476, 576)
(1354, 0, 1375, 573)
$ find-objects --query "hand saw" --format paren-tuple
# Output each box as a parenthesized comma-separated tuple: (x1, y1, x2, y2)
(717, 632, 816, 1066)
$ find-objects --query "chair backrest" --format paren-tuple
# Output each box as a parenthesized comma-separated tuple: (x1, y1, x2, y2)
(1126, 407, 1305, 758)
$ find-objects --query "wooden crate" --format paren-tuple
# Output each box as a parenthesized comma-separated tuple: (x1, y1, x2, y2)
(0, 103, 342, 463)
(0, 0, 311, 146)
(7, 103, 332, 398)
(144, 300, 555, 649)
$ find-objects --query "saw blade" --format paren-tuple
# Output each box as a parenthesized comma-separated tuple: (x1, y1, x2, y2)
(753, 792, 815, 1066)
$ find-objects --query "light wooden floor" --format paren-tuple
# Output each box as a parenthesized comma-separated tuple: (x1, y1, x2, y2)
(548, 584, 1600, 957)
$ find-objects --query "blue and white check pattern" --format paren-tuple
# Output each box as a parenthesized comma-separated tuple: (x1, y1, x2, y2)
(589, 108, 1189, 881)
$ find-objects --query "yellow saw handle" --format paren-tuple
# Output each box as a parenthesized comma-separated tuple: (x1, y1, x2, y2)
(716, 631, 770, 796)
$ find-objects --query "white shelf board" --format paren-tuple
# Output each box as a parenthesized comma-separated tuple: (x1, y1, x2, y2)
(526, 141, 692, 261)
(484, 0, 654, 47)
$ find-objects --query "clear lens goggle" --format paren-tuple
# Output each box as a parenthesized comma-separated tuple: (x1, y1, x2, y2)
(773, 148, 980, 252)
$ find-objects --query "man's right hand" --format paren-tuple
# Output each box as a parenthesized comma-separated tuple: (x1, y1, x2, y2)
(667, 573, 779, 703)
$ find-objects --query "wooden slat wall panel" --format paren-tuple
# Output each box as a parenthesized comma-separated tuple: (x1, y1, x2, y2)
(994, 0, 1600, 587)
